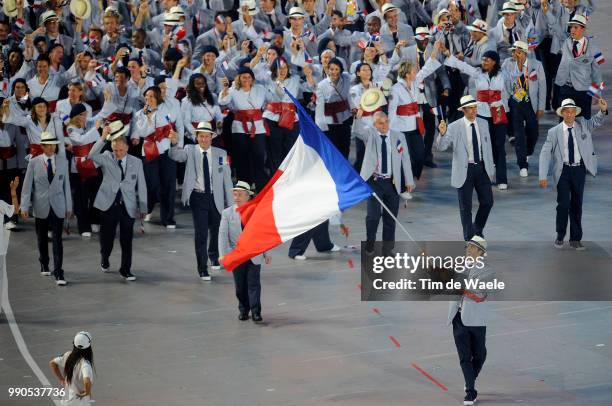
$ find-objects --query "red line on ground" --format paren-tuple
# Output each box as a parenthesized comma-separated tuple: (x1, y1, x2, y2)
(410, 362, 448, 392)
(372, 308, 381, 315)
(389, 336, 401, 348)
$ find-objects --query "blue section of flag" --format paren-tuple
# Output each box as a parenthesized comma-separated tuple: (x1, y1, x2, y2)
(284, 89, 372, 211)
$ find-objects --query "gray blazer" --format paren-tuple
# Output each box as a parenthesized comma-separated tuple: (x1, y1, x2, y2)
(88, 138, 147, 218)
(447, 265, 494, 327)
(539, 111, 605, 186)
(21, 154, 72, 219)
(435, 118, 496, 188)
(554, 37, 603, 92)
(358, 127, 414, 194)
(218, 205, 263, 266)
(501, 56, 547, 113)
(168, 144, 233, 213)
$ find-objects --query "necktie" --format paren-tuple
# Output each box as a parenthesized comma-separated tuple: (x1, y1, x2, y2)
(267, 13, 275, 28)
(115, 159, 124, 204)
(47, 158, 53, 183)
(418, 51, 424, 69)
(568, 127, 575, 164)
(310, 15, 316, 26)
(392, 31, 398, 45)
(118, 159, 125, 181)
(471, 123, 480, 163)
(192, 14, 200, 39)
(507, 27, 514, 43)
(205, 0, 211, 8)
(464, 40, 475, 58)
(380, 135, 388, 174)
(444, 33, 451, 52)
(203, 151, 211, 194)
(572, 40, 579, 57)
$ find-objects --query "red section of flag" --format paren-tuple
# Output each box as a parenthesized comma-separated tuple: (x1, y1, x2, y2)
(221, 170, 284, 271)
(372, 308, 381, 315)
(348, 259, 354, 268)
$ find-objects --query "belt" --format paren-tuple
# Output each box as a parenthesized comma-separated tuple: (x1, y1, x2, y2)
(476, 90, 502, 103)
(324, 100, 349, 123)
(468, 161, 483, 165)
(373, 174, 392, 180)
(564, 162, 582, 167)
(193, 189, 213, 194)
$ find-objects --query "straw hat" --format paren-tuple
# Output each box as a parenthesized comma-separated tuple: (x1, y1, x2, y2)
(360, 88, 386, 112)
(194, 121, 216, 137)
(414, 27, 432, 41)
(3, 0, 18, 18)
(40, 10, 59, 25)
(238, 0, 259, 15)
(499, 2, 520, 15)
(164, 12, 180, 26)
(381, 3, 399, 16)
(288, 6, 305, 18)
(467, 236, 487, 253)
(457, 95, 478, 111)
(40, 131, 60, 145)
(556, 98, 581, 117)
(233, 180, 254, 195)
(70, 0, 92, 20)
(467, 19, 488, 34)
(567, 14, 587, 28)
(380, 78, 393, 96)
(169, 5, 185, 18)
(509, 40, 528, 53)
(107, 120, 129, 141)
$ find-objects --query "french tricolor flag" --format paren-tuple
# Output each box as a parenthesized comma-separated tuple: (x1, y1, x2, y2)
(220, 90, 372, 271)
(594, 52, 605, 65)
(588, 82, 601, 98)
(304, 50, 313, 64)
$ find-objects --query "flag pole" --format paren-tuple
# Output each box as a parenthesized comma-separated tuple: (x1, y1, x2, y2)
(371, 192, 417, 243)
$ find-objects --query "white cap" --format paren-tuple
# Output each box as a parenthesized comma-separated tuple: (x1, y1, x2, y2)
(73, 331, 92, 349)
(467, 236, 487, 253)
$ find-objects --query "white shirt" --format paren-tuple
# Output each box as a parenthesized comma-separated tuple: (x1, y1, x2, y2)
(463, 117, 482, 163)
(374, 132, 392, 177)
(43, 154, 56, 174)
(195, 146, 213, 192)
(0, 200, 14, 255)
(52, 351, 93, 406)
(562, 122, 582, 164)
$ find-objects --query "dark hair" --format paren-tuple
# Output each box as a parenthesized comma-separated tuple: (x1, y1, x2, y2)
(31, 98, 50, 125)
(115, 66, 130, 78)
(317, 37, 335, 58)
(361, 44, 380, 64)
(332, 10, 343, 19)
(270, 59, 291, 80)
(128, 57, 143, 67)
(482, 50, 501, 78)
(144, 86, 163, 105)
(186, 73, 214, 106)
(36, 54, 51, 66)
(7, 46, 24, 76)
(328, 57, 344, 73)
(11, 78, 30, 111)
(64, 346, 94, 384)
(354, 62, 373, 84)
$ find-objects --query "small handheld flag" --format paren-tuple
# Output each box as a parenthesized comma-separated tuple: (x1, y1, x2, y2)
(594, 52, 605, 65)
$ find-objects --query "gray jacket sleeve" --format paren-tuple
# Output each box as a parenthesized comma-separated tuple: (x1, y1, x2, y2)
(218, 209, 231, 258)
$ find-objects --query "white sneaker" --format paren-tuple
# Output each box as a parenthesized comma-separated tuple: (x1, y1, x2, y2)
(201, 275, 212, 281)
(47, 231, 52, 239)
(166, 224, 176, 229)
(497, 183, 508, 190)
(519, 168, 528, 178)
(144, 214, 152, 222)
(330, 244, 341, 252)
(81, 232, 92, 237)
(91, 224, 100, 233)
(293, 255, 307, 260)
(211, 265, 221, 271)
(400, 191, 413, 200)
(56, 279, 67, 286)
(5, 221, 16, 230)
(101, 265, 110, 273)
(41, 270, 51, 276)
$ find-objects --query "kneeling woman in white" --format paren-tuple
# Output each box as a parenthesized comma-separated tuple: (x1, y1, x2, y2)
(49, 331, 95, 405)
